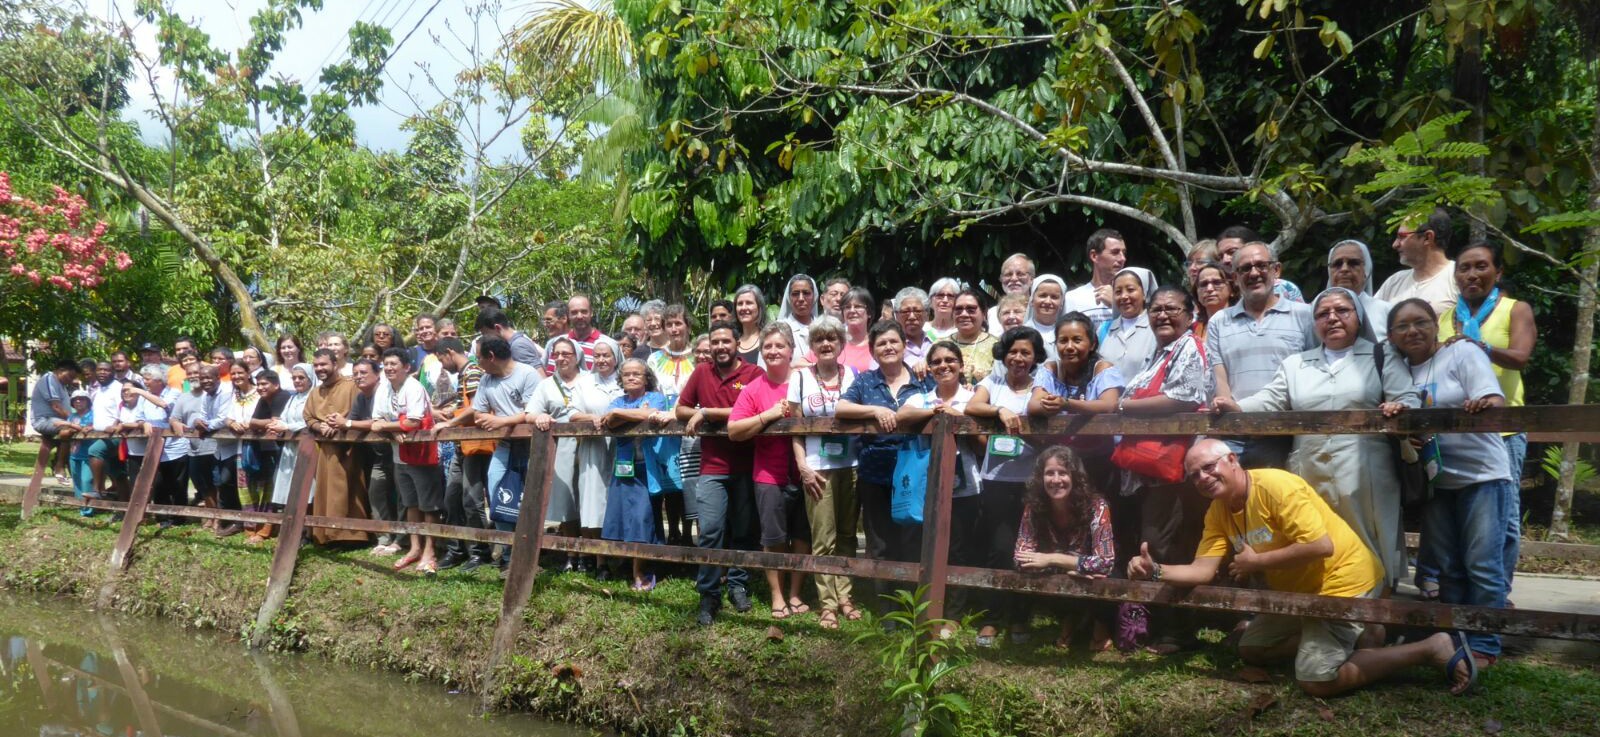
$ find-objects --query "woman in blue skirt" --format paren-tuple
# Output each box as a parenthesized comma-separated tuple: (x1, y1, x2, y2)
(598, 358, 675, 591)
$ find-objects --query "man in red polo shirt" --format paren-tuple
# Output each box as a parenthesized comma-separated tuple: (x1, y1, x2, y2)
(562, 294, 607, 371)
(677, 319, 765, 625)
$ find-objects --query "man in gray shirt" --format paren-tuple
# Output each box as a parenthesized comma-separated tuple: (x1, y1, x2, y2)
(170, 364, 239, 533)
(474, 307, 547, 374)
(1205, 242, 1315, 468)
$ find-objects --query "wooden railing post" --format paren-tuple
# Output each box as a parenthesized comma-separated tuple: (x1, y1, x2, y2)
(21, 438, 51, 519)
(917, 413, 959, 625)
(249, 436, 319, 650)
(481, 429, 558, 710)
(105, 429, 163, 575)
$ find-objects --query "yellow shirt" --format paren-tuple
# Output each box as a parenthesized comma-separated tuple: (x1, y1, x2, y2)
(1196, 468, 1382, 598)
(1438, 295, 1524, 415)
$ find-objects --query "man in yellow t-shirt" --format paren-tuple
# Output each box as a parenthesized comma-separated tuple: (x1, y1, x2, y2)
(1128, 439, 1478, 697)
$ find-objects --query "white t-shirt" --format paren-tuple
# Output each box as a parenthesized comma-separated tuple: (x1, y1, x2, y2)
(1062, 282, 1113, 331)
(785, 365, 858, 470)
(977, 373, 1037, 482)
(373, 377, 430, 465)
(1375, 261, 1459, 316)
(1408, 341, 1509, 489)
(904, 387, 981, 497)
(90, 380, 124, 432)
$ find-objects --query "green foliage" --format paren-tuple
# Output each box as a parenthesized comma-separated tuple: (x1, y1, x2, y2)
(1543, 445, 1597, 487)
(1341, 111, 1500, 228)
(854, 587, 976, 737)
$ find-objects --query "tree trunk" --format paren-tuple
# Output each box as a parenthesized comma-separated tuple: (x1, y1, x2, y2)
(1548, 63, 1600, 540)
(1456, 28, 1488, 243)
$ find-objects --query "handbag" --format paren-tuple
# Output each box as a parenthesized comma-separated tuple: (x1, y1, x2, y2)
(891, 437, 932, 525)
(489, 444, 531, 525)
(459, 406, 498, 455)
(396, 408, 440, 466)
(239, 442, 261, 473)
(1110, 336, 1196, 484)
(1373, 343, 1435, 505)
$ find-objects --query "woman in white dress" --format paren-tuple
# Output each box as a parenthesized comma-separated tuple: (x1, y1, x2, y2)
(526, 337, 600, 572)
(268, 363, 319, 511)
(1216, 287, 1418, 588)
(574, 337, 625, 578)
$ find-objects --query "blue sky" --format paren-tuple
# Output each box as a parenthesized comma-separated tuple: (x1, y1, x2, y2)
(93, 0, 536, 157)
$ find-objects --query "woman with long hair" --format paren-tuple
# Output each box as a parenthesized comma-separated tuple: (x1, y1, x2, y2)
(1016, 446, 1116, 650)
(837, 287, 878, 372)
(1191, 261, 1234, 342)
(733, 284, 768, 365)
(274, 335, 306, 387)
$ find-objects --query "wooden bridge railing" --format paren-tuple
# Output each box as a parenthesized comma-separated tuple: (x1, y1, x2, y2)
(8, 404, 1600, 708)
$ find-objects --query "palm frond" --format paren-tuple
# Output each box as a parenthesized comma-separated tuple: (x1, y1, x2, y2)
(514, 0, 634, 87)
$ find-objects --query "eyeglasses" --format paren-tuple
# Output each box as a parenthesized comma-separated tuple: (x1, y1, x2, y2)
(1395, 230, 1418, 239)
(1186, 456, 1225, 482)
(1148, 305, 1189, 316)
(1329, 258, 1365, 270)
(953, 305, 980, 314)
(928, 356, 962, 366)
(1235, 261, 1278, 275)
(897, 308, 925, 317)
(1314, 306, 1356, 322)
(1196, 279, 1228, 291)
(932, 293, 956, 300)
(1391, 319, 1433, 334)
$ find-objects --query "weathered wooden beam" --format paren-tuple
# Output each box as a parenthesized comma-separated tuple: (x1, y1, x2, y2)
(106, 430, 163, 572)
(941, 566, 1600, 642)
(917, 414, 959, 624)
(108, 637, 166, 737)
(481, 430, 557, 710)
(539, 537, 922, 582)
(301, 514, 512, 546)
(21, 439, 50, 519)
(49, 404, 1600, 441)
(249, 437, 319, 650)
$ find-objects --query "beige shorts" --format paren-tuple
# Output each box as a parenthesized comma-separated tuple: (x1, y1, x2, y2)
(1238, 588, 1378, 683)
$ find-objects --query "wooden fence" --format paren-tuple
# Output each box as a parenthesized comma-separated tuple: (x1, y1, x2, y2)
(8, 405, 1600, 709)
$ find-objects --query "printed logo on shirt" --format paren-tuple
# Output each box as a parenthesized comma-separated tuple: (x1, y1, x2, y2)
(1231, 526, 1274, 551)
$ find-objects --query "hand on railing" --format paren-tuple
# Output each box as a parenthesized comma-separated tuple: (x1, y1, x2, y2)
(530, 412, 555, 432)
(995, 407, 1023, 435)
(1210, 396, 1240, 414)
(869, 406, 897, 432)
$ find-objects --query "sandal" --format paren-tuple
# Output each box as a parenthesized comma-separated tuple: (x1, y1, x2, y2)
(771, 604, 792, 620)
(1418, 579, 1441, 601)
(416, 560, 438, 576)
(1444, 631, 1479, 695)
(393, 553, 421, 571)
(818, 609, 840, 630)
(787, 598, 811, 616)
(839, 602, 863, 621)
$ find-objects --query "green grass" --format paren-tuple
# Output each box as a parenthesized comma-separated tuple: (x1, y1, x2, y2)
(0, 440, 41, 477)
(2, 504, 1599, 736)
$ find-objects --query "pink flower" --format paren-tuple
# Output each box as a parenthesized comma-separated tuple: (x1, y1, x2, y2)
(114, 252, 132, 270)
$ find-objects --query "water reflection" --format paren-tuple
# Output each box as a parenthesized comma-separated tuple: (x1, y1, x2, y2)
(0, 596, 591, 737)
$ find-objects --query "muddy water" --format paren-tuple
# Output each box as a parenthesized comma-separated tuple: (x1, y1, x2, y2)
(0, 594, 594, 737)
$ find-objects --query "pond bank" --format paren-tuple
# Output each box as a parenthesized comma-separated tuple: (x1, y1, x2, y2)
(2, 504, 1599, 737)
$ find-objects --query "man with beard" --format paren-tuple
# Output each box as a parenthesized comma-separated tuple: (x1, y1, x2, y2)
(1205, 242, 1315, 469)
(985, 253, 1035, 334)
(1062, 229, 1128, 331)
(303, 348, 369, 546)
(555, 294, 607, 371)
(676, 320, 765, 625)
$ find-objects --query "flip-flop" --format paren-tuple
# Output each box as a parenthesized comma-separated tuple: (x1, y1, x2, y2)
(1444, 631, 1480, 696)
(787, 599, 811, 615)
(839, 602, 863, 621)
(818, 610, 840, 630)
(1419, 579, 1441, 601)
(771, 604, 792, 620)
(416, 560, 438, 576)
(393, 554, 420, 571)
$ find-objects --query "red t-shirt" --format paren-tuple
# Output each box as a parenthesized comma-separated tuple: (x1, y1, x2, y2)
(677, 360, 765, 476)
(729, 374, 793, 486)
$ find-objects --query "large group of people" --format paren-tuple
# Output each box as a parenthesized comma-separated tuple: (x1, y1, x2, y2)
(28, 208, 1534, 697)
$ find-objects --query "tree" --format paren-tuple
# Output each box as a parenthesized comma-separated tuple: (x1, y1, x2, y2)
(0, 0, 398, 351)
(0, 171, 128, 289)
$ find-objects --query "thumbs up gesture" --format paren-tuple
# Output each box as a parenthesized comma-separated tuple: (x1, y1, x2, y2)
(1127, 542, 1158, 581)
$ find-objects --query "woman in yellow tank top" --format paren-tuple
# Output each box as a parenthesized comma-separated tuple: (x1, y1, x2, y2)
(1423, 242, 1536, 599)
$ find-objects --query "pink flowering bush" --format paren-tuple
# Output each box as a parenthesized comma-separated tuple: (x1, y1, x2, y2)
(0, 171, 129, 290)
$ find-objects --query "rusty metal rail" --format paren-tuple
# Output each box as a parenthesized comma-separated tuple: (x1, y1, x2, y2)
(8, 405, 1600, 705)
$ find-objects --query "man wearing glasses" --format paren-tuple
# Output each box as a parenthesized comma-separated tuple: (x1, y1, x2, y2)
(1205, 241, 1315, 469)
(1376, 207, 1459, 316)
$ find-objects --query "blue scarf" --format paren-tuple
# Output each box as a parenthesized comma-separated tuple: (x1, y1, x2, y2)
(1454, 287, 1500, 341)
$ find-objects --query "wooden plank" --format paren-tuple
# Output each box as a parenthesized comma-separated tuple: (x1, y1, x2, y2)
(51, 403, 1600, 441)
(24, 641, 61, 712)
(106, 430, 163, 571)
(539, 537, 921, 581)
(45, 654, 258, 737)
(109, 639, 166, 737)
(481, 430, 557, 710)
(302, 514, 513, 546)
(941, 566, 1600, 643)
(20, 439, 51, 519)
(917, 414, 959, 624)
(249, 437, 319, 650)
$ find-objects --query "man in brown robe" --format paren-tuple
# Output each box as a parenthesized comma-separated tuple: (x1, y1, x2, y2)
(303, 348, 369, 544)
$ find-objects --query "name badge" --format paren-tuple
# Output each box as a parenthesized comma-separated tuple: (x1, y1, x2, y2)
(820, 435, 851, 460)
(614, 460, 635, 479)
(988, 434, 1023, 458)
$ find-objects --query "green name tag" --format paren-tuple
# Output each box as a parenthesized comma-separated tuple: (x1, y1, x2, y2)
(988, 434, 1023, 458)
(819, 435, 851, 460)
(614, 460, 635, 479)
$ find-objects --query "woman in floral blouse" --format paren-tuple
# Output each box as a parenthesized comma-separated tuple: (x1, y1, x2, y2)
(1014, 446, 1115, 650)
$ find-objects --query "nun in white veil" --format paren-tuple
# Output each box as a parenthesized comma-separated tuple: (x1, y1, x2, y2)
(1328, 239, 1393, 341)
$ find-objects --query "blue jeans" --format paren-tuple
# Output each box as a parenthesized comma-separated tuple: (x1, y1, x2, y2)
(1502, 433, 1527, 584)
(694, 474, 758, 599)
(1422, 478, 1514, 656)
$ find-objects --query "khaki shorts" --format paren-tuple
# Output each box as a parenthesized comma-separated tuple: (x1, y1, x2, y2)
(1239, 588, 1378, 683)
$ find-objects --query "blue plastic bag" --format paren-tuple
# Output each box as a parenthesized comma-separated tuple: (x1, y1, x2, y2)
(891, 437, 931, 525)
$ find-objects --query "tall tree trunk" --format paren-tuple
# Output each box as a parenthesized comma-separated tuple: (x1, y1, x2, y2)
(1456, 28, 1489, 243)
(1548, 62, 1600, 540)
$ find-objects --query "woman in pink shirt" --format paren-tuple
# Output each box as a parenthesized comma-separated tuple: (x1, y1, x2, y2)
(835, 287, 879, 373)
(730, 322, 811, 619)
